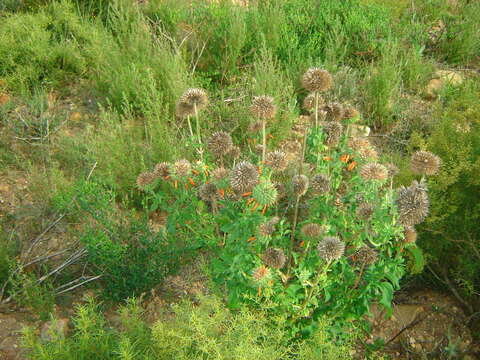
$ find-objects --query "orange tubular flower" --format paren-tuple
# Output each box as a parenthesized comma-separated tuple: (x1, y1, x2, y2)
(188, 177, 196, 186)
(242, 191, 253, 197)
(248, 236, 256, 242)
(218, 189, 225, 198)
(347, 161, 357, 171)
(323, 156, 332, 161)
(340, 154, 350, 163)
(192, 169, 200, 176)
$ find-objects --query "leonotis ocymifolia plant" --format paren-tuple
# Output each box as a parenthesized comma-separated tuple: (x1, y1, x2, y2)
(137, 72, 440, 337)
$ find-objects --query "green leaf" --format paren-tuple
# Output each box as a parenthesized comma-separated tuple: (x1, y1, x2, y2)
(406, 246, 425, 274)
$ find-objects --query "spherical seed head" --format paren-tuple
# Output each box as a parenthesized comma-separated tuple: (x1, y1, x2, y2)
(179, 88, 208, 110)
(317, 236, 345, 262)
(274, 182, 287, 200)
(252, 265, 270, 282)
(324, 102, 344, 121)
(292, 174, 309, 197)
(254, 144, 265, 155)
(262, 248, 286, 269)
(265, 150, 288, 172)
(154, 162, 170, 178)
(397, 180, 429, 226)
(228, 146, 241, 159)
(258, 217, 279, 237)
(355, 246, 378, 265)
(136, 171, 156, 188)
(302, 68, 333, 92)
(322, 121, 343, 146)
(348, 137, 378, 160)
(175, 102, 194, 118)
(199, 183, 218, 202)
(356, 203, 374, 220)
(386, 163, 399, 178)
(311, 174, 330, 195)
(411, 150, 441, 176)
(211, 167, 229, 181)
(403, 226, 417, 243)
(301, 223, 322, 238)
(173, 159, 191, 178)
(248, 120, 263, 133)
(360, 163, 389, 181)
(343, 106, 360, 119)
(230, 161, 259, 193)
(252, 179, 278, 207)
(303, 93, 325, 112)
(251, 95, 276, 119)
(207, 131, 233, 158)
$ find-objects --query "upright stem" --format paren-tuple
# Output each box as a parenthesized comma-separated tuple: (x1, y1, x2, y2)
(300, 128, 308, 174)
(290, 195, 301, 248)
(314, 91, 319, 129)
(262, 119, 266, 163)
(186, 115, 194, 138)
(194, 103, 202, 144)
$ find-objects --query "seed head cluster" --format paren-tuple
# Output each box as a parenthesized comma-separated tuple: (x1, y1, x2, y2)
(199, 183, 218, 203)
(258, 216, 280, 237)
(356, 203, 374, 220)
(317, 236, 345, 262)
(411, 150, 441, 176)
(136, 171, 155, 188)
(265, 150, 288, 172)
(311, 174, 330, 195)
(173, 159, 191, 178)
(397, 180, 429, 226)
(211, 167, 229, 181)
(207, 131, 233, 158)
(176, 88, 208, 118)
(348, 138, 378, 160)
(292, 174, 309, 197)
(322, 121, 343, 146)
(302, 68, 333, 92)
(303, 93, 325, 112)
(251, 95, 276, 119)
(354, 247, 378, 265)
(252, 265, 270, 282)
(154, 162, 170, 178)
(262, 248, 286, 269)
(324, 102, 344, 121)
(231, 161, 259, 193)
(301, 223, 322, 238)
(360, 163, 388, 181)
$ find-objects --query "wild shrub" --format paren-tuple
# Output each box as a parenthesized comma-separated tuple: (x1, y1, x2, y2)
(137, 70, 437, 338)
(52, 180, 190, 301)
(22, 294, 358, 359)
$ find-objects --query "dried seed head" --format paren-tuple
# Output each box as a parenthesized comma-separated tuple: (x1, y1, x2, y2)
(354, 246, 378, 265)
(322, 121, 343, 146)
(348, 137, 378, 160)
(173, 159, 191, 178)
(360, 163, 388, 181)
(301, 223, 322, 238)
(154, 162, 170, 178)
(386, 163, 399, 178)
(175, 102, 195, 119)
(324, 102, 344, 121)
(356, 203, 374, 220)
(411, 150, 441, 176)
(254, 144, 265, 155)
(317, 236, 345, 262)
(302, 68, 333, 92)
(292, 174, 309, 197)
(207, 131, 233, 158)
(198, 183, 218, 203)
(343, 106, 360, 119)
(248, 120, 263, 133)
(252, 179, 278, 207)
(230, 161, 259, 193)
(303, 93, 325, 112)
(403, 226, 417, 243)
(397, 180, 429, 226)
(211, 167, 229, 181)
(251, 95, 276, 119)
(262, 248, 286, 269)
(178, 88, 208, 110)
(228, 146, 241, 159)
(265, 150, 288, 172)
(136, 171, 156, 188)
(274, 182, 287, 200)
(252, 265, 270, 282)
(258, 216, 280, 237)
(311, 174, 330, 195)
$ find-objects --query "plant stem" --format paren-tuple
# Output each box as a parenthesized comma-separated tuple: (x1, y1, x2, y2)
(314, 91, 319, 129)
(187, 115, 194, 138)
(194, 103, 202, 145)
(262, 119, 266, 163)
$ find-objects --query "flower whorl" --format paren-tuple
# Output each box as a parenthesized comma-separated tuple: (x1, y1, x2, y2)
(265, 150, 288, 172)
(354, 246, 378, 265)
(230, 161, 259, 193)
(199, 183, 218, 203)
(173, 159, 191, 178)
(251, 95, 276, 119)
(311, 174, 330, 195)
(136, 172, 156, 188)
(317, 236, 345, 262)
(301, 223, 322, 238)
(154, 162, 170, 178)
(411, 150, 441, 176)
(397, 180, 429, 226)
(302, 68, 333, 92)
(262, 248, 286, 269)
(322, 121, 343, 146)
(176, 88, 208, 117)
(207, 131, 233, 158)
(360, 163, 388, 181)
(292, 174, 309, 197)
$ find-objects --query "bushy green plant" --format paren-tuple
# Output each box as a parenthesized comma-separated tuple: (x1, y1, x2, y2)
(22, 294, 358, 359)
(138, 73, 433, 338)
(52, 180, 189, 301)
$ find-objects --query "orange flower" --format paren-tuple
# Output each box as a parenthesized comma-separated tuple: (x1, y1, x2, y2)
(242, 191, 253, 197)
(192, 169, 200, 176)
(248, 236, 256, 242)
(340, 154, 350, 163)
(251, 202, 260, 212)
(347, 161, 357, 171)
(188, 177, 196, 186)
(218, 189, 225, 198)
(323, 156, 332, 161)
(261, 205, 268, 215)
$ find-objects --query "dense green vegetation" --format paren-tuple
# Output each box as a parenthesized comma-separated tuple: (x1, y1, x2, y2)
(0, 0, 478, 357)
